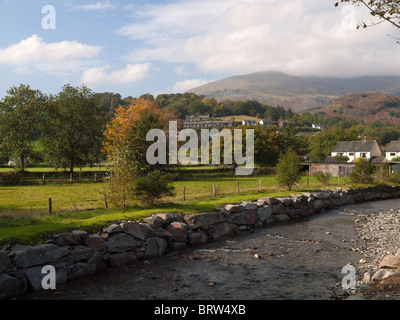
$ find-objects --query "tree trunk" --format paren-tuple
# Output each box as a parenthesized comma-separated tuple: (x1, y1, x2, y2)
(20, 155, 25, 172)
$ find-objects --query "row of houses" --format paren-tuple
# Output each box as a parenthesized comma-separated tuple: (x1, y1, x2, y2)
(307, 139, 400, 177)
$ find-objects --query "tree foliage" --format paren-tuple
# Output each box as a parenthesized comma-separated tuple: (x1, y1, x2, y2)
(0, 84, 47, 171)
(40, 84, 108, 173)
(276, 149, 303, 191)
(337, 1, 400, 32)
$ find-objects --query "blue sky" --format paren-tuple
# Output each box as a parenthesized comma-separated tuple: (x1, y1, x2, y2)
(0, 0, 399, 99)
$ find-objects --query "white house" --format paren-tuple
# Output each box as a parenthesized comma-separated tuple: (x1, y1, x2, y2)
(330, 140, 381, 163)
(259, 119, 273, 126)
(242, 120, 257, 126)
(386, 141, 400, 161)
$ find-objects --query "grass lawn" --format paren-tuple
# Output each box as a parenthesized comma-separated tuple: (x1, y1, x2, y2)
(0, 174, 367, 245)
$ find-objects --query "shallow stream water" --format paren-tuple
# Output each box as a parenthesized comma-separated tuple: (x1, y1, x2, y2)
(20, 198, 400, 300)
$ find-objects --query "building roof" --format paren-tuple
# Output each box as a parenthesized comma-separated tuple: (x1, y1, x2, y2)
(332, 140, 378, 153)
(386, 141, 400, 152)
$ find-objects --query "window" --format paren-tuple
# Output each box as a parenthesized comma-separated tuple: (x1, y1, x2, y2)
(390, 153, 396, 157)
(349, 153, 354, 157)
(360, 153, 367, 158)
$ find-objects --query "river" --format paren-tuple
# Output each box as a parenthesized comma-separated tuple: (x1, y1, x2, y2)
(19, 198, 400, 300)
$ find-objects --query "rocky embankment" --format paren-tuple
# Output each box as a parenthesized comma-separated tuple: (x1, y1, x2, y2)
(2, 184, 400, 300)
(340, 208, 400, 300)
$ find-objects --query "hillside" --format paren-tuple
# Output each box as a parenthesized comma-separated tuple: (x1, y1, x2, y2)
(187, 71, 400, 113)
(313, 92, 400, 125)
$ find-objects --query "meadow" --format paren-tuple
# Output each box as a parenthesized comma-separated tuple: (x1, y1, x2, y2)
(0, 173, 360, 245)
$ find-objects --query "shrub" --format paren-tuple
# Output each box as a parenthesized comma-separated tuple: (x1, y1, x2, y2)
(313, 171, 332, 186)
(350, 158, 374, 183)
(0, 171, 22, 185)
(276, 149, 302, 191)
(133, 171, 175, 205)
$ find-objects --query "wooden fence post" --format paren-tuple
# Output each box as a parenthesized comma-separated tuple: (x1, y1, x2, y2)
(213, 183, 216, 197)
(70, 173, 73, 182)
(259, 179, 262, 191)
(237, 181, 240, 194)
(49, 198, 52, 214)
(183, 186, 186, 202)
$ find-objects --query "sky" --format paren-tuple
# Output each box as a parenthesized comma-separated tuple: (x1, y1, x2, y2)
(0, 0, 399, 99)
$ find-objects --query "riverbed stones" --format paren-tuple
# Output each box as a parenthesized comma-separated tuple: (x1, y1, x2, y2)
(372, 269, 398, 281)
(13, 244, 70, 269)
(68, 245, 93, 262)
(378, 255, 400, 269)
(106, 233, 142, 253)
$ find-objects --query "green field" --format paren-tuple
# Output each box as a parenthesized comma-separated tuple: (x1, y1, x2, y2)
(0, 174, 365, 245)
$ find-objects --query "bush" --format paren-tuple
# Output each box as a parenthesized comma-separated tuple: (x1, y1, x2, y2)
(0, 170, 25, 185)
(276, 149, 302, 191)
(350, 158, 374, 183)
(133, 171, 175, 205)
(313, 171, 332, 186)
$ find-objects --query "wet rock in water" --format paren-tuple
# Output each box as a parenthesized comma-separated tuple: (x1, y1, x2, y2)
(0, 273, 26, 299)
(0, 252, 11, 273)
(145, 238, 168, 258)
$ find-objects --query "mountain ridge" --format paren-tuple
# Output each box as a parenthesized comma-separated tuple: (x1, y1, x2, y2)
(187, 71, 400, 112)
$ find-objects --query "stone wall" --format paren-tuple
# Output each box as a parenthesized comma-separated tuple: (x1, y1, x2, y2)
(2, 184, 400, 300)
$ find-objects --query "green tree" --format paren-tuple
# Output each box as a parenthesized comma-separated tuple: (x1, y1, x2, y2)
(133, 171, 175, 205)
(276, 149, 303, 191)
(350, 158, 375, 183)
(40, 84, 109, 173)
(0, 84, 47, 171)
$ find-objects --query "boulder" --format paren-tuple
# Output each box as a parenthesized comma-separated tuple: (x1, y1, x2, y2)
(166, 222, 189, 242)
(140, 223, 155, 239)
(106, 233, 142, 253)
(24, 266, 45, 292)
(108, 252, 138, 267)
(103, 224, 123, 234)
(143, 215, 164, 228)
(230, 210, 258, 225)
(145, 238, 168, 258)
(121, 221, 146, 240)
(189, 230, 209, 246)
(0, 273, 25, 300)
(65, 230, 89, 245)
(212, 222, 239, 239)
(68, 245, 93, 262)
(0, 252, 10, 273)
(378, 255, 400, 269)
(13, 244, 70, 269)
(224, 204, 245, 213)
(240, 201, 258, 210)
(256, 206, 272, 223)
(153, 227, 173, 240)
(155, 212, 184, 224)
(258, 197, 281, 205)
(87, 252, 107, 272)
(184, 212, 226, 228)
(84, 234, 106, 252)
(372, 269, 398, 281)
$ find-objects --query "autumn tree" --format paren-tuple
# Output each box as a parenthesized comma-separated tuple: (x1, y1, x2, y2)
(0, 84, 47, 171)
(103, 98, 172, 207)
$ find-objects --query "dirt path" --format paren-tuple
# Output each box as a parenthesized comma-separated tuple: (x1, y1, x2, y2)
(19, 199, 400, 300)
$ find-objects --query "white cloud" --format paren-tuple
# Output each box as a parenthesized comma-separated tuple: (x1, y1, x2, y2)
(119, 0, 400, 77)
(80, 63, 151, 86)
(170, 78, 211, 93)
(70, 1, 116, 11)
(0, 34, 102, 76)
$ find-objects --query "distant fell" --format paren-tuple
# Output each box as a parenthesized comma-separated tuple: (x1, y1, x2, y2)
(187, 71, 400, 112)
(315, 91, 400, 126)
